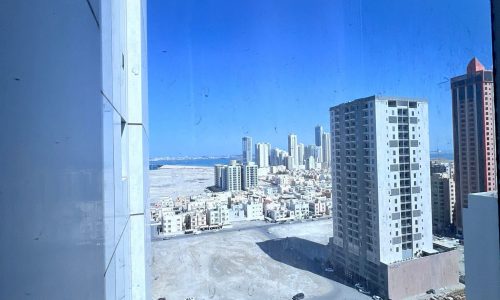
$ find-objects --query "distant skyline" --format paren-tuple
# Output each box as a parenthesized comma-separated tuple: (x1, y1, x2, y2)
(148, 0, 492, 157)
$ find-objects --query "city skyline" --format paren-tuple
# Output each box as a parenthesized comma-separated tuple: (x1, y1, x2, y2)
(148, 0, 492, 157)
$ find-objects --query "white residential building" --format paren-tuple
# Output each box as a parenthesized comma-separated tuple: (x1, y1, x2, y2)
(309, 200, 327, 216)
(226, 161, 242, 191)
(207, 205, 229, 226)
(226, 162, 242, 191)
(330, 96, 437, 299)
(314, 145, 323, 164)
(228, 203, 247, 222)
(268, 209, 289, 222)
(213, 162, 242, 191)
(288, 200, 309, 220)
(185, 210, 207, 230)
(163, 212, 184, 234)
(321, 132, 331, 169)
(305, 156, 316, 170)
(288, 134, 298, 168)
(244, 201, 264, 220)
(242, 163, 258, 190)
(255, 143, 270, 168)
(285, 156, 294, 171)
(297, 143, 305, 166)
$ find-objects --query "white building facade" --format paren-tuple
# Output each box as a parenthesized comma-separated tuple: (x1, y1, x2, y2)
(289, 200, 310, 220)
(321, 132, 331, 169)
(330, 96, 432, 296)
(309, 200, 327, 216)
(207, 205, 229, 226)
(226, 161, 242, 191)
(244, 202, 264, 220)
(288, 134, 298, 168)
(163, 212, 184, 234)
(255, 143, 270, 168)
(430, 163, 456, 234)
(297, 143, 305, 166)
(242, 163, 258, 190)
(306, 156, 316, 170)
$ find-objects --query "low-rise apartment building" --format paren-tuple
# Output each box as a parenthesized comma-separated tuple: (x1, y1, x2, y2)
(244, 201, 264, 220)
(207, 205, 229, 226)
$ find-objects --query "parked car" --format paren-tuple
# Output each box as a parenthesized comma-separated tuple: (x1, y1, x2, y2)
(372, 296, 382, 300)
(358, 288, 370, 295)
(426, 289, 435, 294)
(354, 283, 364, 289)
(324, 267, 334, 272)
(292, 292, 305, 300)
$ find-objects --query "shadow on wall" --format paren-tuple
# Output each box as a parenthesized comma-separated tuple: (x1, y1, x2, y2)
(256, 237, 335, 281)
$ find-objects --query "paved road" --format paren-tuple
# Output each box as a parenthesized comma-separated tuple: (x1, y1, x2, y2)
(152, 217, 333, 242)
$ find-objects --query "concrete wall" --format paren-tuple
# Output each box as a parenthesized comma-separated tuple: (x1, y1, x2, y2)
(288, 237, 329, 262)
(463, 192, 500, 300)
(0, 1, 149, 299)
(384, 250, 459, 300)
(0, 1, 104, 298)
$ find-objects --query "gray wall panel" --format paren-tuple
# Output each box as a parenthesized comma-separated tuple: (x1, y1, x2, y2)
(0, 1, 104, 299)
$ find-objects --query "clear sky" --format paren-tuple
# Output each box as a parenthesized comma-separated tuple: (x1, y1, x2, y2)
(148, 0, 492, 157)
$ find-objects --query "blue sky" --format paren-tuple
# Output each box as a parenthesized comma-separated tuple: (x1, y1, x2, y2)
(148, 0, 492, 157)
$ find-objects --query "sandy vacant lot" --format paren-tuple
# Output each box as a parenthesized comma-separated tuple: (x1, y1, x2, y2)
(149, 166, 213, 203)
(152, 220, 369, 300)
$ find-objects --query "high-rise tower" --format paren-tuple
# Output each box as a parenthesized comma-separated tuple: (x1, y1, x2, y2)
(242, 136, 253, 165)
(315, 125, 323, 147)
(451, 58, 496, 233)
(288, 134, 298, 168)
(297, 143, 305, 166)
(321, 132, 331, 169)
(255, 143, 270, 168)
(330, 96, 435, 298)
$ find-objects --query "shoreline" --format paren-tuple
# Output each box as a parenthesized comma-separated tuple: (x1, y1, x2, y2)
(158, 164, 213, 169)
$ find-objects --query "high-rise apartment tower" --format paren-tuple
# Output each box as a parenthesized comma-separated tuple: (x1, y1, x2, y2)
(315, 125, 323, 147)
(322, 132, 331, 169)
(288, 134, 298, 168)
(255, 143, 270, 168)
(242, 136, 253, 164)
(451, 58, 496, 233)
(330, 96, 434, 298)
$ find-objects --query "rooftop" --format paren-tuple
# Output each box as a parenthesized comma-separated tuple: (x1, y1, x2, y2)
(330, 95, 427, 111)
(466, 57, 485, 73)
(469, 191, 498, 198)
